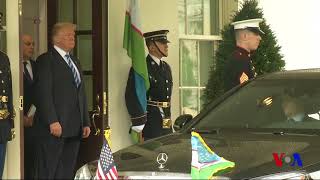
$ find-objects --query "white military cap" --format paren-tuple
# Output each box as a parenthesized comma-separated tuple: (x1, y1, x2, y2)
(231, 18, 264, 35)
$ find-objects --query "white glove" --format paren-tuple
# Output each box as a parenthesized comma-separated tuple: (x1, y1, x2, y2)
(131, 124, 145, 133)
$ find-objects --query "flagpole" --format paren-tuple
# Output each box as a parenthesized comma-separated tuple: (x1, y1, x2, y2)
(104, 127, 112, 147)
(0, 12, 5, 51)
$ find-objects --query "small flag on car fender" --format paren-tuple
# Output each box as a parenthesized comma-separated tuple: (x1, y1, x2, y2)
(95, 133, 118, 179)
(191, 131, 235, 179)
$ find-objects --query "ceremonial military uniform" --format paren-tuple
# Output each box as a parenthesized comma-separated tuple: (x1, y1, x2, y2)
(0, 51, 14, 177)
(143, 55, 173, 139)
(125, 30, 173, 141)
(224, 46, 256, 91)
(224, 18, 264, 91)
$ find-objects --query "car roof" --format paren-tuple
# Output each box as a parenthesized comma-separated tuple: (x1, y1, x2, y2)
(258, 68, 320, 80)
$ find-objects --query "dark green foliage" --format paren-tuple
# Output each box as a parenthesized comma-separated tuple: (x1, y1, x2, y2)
(202, 0, 285, 105)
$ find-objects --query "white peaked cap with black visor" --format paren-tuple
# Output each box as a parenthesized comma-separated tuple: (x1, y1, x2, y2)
(231, 18, 264, 35)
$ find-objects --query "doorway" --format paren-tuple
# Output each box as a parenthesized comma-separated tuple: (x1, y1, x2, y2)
(48, 0, 109, 169)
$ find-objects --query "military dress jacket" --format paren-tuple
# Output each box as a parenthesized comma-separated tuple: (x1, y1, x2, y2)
(145, 55, 173, 116)
(224, 46, 255, 91)
(125, 55, 173, 139)
(0, 51, 14, 143)
(143, 55, 173, 139)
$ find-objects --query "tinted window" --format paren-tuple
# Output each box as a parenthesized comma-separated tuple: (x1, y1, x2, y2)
(194, 78, 320, 130)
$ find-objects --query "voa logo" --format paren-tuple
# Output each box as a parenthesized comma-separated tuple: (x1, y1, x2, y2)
(272, 153, 303, 167)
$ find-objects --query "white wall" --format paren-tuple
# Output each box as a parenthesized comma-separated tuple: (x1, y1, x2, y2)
(21, 0, 47, 57)
(258, 0, 320, 70)
(108, 0, 179, 152)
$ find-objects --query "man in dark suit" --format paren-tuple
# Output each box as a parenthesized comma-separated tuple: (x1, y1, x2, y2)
(125, 30, 173, 141)
(224, 18, 263, 91)
(22, 34, 36, 179)
(34, 22, 90, 179)
(0, 50, 14, 178)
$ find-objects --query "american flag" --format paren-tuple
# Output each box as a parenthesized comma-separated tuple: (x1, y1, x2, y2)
(95, 139, 118, 179)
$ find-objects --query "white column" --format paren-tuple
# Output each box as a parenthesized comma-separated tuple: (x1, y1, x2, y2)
(4, 0, 21, 179)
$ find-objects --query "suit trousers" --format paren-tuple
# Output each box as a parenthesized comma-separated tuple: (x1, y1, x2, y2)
(24, 127, 35, 179)
(0, 143, 6, 178)
(34, 135, 80, 179)
(143, 106, 173, 141)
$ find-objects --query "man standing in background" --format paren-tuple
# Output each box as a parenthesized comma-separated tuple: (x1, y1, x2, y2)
(22, 34, 36, 178)
(34, 22, 90, 179)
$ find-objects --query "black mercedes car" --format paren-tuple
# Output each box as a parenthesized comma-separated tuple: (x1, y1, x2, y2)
(75, 69, 320, 179)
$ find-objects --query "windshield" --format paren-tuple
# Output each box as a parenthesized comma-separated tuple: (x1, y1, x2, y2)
(194, 78, 320, 130)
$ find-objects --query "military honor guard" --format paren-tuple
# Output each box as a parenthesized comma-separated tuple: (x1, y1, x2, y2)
(125, 30, 173, 141)
(0, 50, 14, 178)
(224, 18, 264, 91)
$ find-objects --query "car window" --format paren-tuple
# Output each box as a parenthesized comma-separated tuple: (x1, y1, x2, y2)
(194, 78, 320, 130)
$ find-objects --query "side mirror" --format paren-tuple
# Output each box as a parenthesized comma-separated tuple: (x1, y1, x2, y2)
(173, 114, 193, 131)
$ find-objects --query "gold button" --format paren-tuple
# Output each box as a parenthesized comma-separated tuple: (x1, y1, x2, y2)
(1, 96, 8, 102)
(162, 119, 172, 128)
